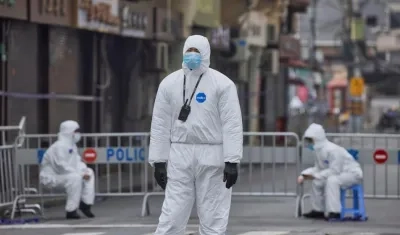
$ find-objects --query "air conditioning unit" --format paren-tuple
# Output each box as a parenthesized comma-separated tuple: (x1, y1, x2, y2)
(223, 38, 252, 62)
(261, 50, 279, 73)
(144, 42, 169, 72)
(266, 24, 278, 47)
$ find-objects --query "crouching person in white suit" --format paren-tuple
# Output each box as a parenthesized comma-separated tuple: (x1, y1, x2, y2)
(298, 123, 363, 220)
(39, 120, 95, 219)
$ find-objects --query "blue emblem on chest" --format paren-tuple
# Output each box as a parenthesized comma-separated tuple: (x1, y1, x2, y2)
(196, 92, 206, 103)
(323, 160, 329, 165)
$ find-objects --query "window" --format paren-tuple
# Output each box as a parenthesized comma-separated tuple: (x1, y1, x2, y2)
(365, 15, 377, 27)
(390, 12, 400, 29)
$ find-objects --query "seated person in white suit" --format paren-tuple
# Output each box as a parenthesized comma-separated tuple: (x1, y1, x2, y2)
(39, 120, 95, 219)
(297, 123, 363, 220)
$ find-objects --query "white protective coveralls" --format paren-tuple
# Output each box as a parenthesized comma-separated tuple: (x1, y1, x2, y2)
(39, 120, 95, 212)
(149, 35, 243, 235)
(302, 123, 363, 213)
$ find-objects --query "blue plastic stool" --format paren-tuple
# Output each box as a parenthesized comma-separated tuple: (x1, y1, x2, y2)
(337, 149, 367, 221)
(340, 184, 367, 221)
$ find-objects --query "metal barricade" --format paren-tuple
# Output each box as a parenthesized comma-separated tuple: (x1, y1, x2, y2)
(141, 132, 302, 217)
(0, 145, 16, 210)
(0, 117, 26, 215)
(10, 132, 154, 219)
(299, 133, 400, 215)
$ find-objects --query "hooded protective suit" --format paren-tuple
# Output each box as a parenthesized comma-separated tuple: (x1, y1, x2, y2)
(301, 123, 363, 213)
(39, 120, 95, 212)
(149, 35, 243, 235)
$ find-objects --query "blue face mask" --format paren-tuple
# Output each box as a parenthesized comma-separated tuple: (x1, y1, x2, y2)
(307, 144, 315, 151)
(183, 52, 201, 70)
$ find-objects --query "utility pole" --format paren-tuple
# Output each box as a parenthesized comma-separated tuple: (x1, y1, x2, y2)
(308, 0, 317, 125)
(345, 0, 365, 133)
(309, 0, 317, 81)
(342, 0, 363, 133)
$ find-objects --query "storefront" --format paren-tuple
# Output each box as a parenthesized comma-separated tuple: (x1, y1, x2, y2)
(0, 1, 32, 131)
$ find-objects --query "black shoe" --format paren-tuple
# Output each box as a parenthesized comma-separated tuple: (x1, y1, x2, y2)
(79, 201, 95, 218)
(66, 210, 80, 219)
(326, 212, 341, 220)
(303, 210, 325, 219)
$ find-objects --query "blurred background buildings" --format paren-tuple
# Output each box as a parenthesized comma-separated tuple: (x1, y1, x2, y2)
(0, 0, 398, 137)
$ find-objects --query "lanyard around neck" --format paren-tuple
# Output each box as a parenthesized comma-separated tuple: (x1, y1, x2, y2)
(183, 73, 204, 105)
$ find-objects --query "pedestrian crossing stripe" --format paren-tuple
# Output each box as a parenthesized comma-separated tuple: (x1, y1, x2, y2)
(237, 232, 290, 235)
(62, 233, 105, 235)
(142, 232, 290, 235)
(142, 231, 196, 235)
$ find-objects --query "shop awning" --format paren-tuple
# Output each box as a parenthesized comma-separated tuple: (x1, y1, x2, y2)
(327, 75, 347, 88)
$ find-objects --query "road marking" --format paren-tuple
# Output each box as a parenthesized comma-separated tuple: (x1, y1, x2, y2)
(142, 231, 196, 235)
(238, 232, 289, 235)
(62, 233, 105, 235)
(0, 223, 199, 230)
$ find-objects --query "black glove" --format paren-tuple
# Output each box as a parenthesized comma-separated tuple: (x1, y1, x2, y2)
(223, 162, 238, 189)
(154, 162, 168, 190)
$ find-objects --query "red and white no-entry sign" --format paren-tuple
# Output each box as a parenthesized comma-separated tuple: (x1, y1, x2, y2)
(83, 148, 97, 164)
(373, 149, 388, 164)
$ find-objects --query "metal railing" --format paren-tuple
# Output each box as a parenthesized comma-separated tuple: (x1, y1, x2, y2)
(9, 131, 303, 218)
(0, 117, 26, 212)
(10, 132, 153, 219)
(141, 132, 302, 216)
(8, 129, 400, 219)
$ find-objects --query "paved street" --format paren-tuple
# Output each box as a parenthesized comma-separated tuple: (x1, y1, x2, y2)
(2, 142, 400, 235)
(1, 193, 400, 235)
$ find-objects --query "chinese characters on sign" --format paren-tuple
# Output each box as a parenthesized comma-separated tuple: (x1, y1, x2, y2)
(119, 1, 152, 39)
(39, 0, 66, 16)
(210, 27, 230, 51)
(30, 0, 75, 26)
(239, 11, 267, 47)
(78, 0, 120, 34)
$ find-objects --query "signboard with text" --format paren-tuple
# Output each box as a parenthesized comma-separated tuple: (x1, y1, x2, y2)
(349, 77, 365, 97)
(30, 0, 77, 27)
(209, 26, 230, 51)
(279, 35, 301, 60)
(0, 0, 28, 20)
(238, 11, 267, 47)
(193, 0, 220, 28)
(119, 1, 153, 39)
(77, 0, 120, 34)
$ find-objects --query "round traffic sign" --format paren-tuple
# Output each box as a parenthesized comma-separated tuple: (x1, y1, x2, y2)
(373, 149, 388, 164)
(349, 77, 365, 97)
(83, 148, 97, 164)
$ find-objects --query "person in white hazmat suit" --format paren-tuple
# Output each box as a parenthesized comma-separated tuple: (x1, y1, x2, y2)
(39, 120, 95, 219)
(298, 123, 363, 220)
(149, 35, 243, 235)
